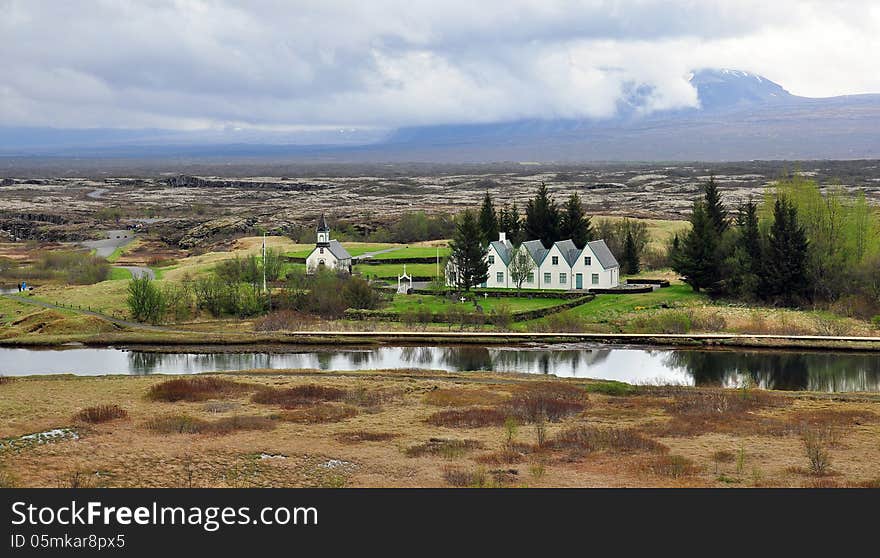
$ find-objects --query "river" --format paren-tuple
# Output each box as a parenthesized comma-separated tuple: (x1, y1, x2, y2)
(2, 344, 880, 392)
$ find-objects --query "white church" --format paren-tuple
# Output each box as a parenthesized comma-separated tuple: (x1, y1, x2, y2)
(305, 214, 352, 274)
(447, 232, 620, 291)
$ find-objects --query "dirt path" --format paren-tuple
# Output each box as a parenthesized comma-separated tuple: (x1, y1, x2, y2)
(357, 246, 403, 259)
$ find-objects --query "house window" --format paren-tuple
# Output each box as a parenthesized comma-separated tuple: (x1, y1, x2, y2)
(488, 255, 495, 264)
(560, 273, 567, 284)
(592, 273, 599, 285)
(527, 272, 534, 283)
(584, 256, 591, 266)
(543, 272, 551, 284)
(496, 272, 504, 283)
(551, 256, 558, 265)
(319, 248, 324, 254)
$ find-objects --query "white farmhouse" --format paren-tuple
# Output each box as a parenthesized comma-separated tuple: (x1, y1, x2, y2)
(448, 232, 619, 291)
(305, 214, 352, 274)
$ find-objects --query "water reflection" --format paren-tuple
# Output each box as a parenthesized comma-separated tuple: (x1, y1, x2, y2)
(2, 345, 880, 393)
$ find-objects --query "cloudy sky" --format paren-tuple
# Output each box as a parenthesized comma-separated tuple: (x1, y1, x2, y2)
(2, 0, 879, 131)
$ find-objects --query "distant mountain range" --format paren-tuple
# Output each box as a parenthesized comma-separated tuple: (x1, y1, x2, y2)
(2, 69, 879, 162)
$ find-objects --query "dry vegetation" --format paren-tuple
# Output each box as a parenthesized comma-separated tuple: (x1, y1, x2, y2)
(1, 370, 880, 488)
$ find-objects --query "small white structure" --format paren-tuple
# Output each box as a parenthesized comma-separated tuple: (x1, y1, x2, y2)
(305, 214, 352, 274)
(397, 264, 413, 294)
(447, 232, 620, 291)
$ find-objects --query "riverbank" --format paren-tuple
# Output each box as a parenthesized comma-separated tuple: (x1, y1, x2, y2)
(5, 327, 880, 353)
(1, 370, 878, 488)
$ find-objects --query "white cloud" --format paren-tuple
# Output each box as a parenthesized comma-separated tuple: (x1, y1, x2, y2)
(0, 0, 877, 129)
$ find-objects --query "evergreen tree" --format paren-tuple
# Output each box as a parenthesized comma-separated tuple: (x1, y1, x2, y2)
(703, 176, 728, 235)
(559, 193, 593, 248)
(739, 200, 762, 276)
(524, 182, 560, 247)
(478, 191, 499, 244)
(622, 230, 640, 275)
(761, 197, 810, 306)
(672, 200, 722, 293)
(449, 210, 489, 291)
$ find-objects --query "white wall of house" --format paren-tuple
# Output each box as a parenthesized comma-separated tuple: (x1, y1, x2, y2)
(570, 244, 618, 289)
(485, 244, 510, 288)
(538, 244, 569, 290)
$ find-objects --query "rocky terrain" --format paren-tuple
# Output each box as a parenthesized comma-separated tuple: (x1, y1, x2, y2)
(1, 160, 879, 246)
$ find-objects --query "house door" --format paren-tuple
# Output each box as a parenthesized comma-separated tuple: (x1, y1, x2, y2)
(575, 273, 583, 289)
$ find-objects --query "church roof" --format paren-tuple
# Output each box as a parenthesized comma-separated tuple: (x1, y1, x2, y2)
(327, 239, 351, 260)
(522, 239, 549, 265)
(554, 239, 582, 267)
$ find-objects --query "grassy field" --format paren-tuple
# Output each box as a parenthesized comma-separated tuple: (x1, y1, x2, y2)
(2, 371, 879, 488)
(384, 294, 567, 314)
(287, 243, 398, 259)
(109, 267, 132, 280)
(369, 246, 450, 260)
(355, 263, 442, 279)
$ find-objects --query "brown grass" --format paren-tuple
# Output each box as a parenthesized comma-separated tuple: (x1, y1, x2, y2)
(147, 377, 250, 402)
(426, 407, 508, 428)
(145, 414, 275, 434)
(404, 438, 484, 458)
(73, 404, 128, 424)
(252, 385, 344, 408)
(423, 387, 507, 407)
(279, 403, 358, 424)
(504, 381, 589, 423)
(647, 388, 789, 437)
(336, 430, 399, 443)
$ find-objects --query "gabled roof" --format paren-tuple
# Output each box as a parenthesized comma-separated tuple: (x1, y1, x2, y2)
(554, 239, 582, 267)
(587, 239, 619, 269)
(328, 239, 351, 260)
(489, 240, 513, 265)
(522, 239, 549, 265)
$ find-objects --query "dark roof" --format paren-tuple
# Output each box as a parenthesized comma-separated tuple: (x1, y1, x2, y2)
(489, 240, 513, 265)
(328, 240, 351, 260)
(554, 239, 581, 267)
(522, 239, 548, 265)
(317, 213, 329, 232)
(587, 240, 619, 269)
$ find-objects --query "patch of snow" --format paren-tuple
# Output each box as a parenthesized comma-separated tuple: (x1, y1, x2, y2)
(319, 459, 352, 469)
(259, 453, 287, 460)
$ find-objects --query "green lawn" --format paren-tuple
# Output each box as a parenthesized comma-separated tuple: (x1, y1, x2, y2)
(369, 246, 449, 260)
(355, 263, 442, 279)
(553, 284, 704, 320)
(109, 267, 132, 280)
(384, 294, 567, 314)
(287, 243, 399, 259)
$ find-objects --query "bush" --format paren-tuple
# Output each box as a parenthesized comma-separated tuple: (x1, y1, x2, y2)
(146, 414, 275, 434)
(253, 310, 317, 332)
(74, 405, 128, 423)
(443, 467, 490, 488)
(802, 427, 833, 475)
(426, 407, 508, 428)
(251, 385, 345, 408)
(127, 276, 165, 323)
(584, 381, 634, 396)
(34, 251, 111, 285)
(505, 382, 588, 423)
(404, 438, 484, 458)
(549, 426, 666, 455)
(641, 454, 699, 478)
(342, 276, 380, 309)
(147, 377, 250, 402)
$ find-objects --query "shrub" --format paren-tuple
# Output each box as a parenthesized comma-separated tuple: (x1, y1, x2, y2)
(74, 404, 128, 423)
(253, 310, 317, 332)
(630, 311, 692, 334)
(146, 414, 274, 434)
(147, 377, 250, 402)
(641, 454, 699, 478)
(404, 438, 484, 458)
(584, 381, 634, 396)
(0, 376, 14, 386)
(802, 427, 833, 475)
(426, 407, 508, 428)
(127, 276, 165, 323)
(548, 426, 666, 456)
(442, 467, 491, 488)
(505, 382, 588, 423)
(336, 431, 398, 443)
(252, 385, 345, 408)
(279, 403, 358, 424)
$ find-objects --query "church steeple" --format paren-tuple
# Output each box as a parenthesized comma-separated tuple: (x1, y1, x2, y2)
(316, 213, 330, 247)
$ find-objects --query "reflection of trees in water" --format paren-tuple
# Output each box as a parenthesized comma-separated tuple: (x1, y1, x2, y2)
(486, 348, 610, 376)
(399, 346, 436, 365)
(128, 352, 276, 375)
(438, 347, 493, 371)
(343, 350, 375, 366)
(664, 351, 880, 392)
(128, 352, 164, 375)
